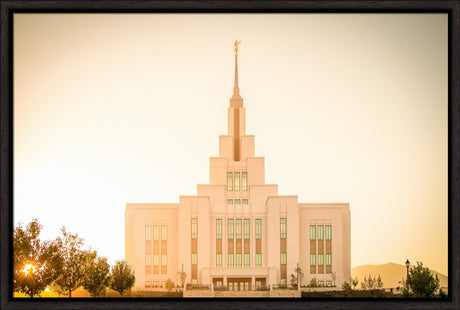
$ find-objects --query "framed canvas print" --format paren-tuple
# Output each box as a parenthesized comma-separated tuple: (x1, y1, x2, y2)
(1, 1, 459, 310)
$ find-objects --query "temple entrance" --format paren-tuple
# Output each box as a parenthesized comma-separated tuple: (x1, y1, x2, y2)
(228, 278, 251, 291)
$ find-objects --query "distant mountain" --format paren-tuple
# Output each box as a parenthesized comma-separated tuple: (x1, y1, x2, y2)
(351, 263, 448, 289)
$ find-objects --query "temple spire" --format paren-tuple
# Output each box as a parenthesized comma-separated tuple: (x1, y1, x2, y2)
(230, 40, 243, 106)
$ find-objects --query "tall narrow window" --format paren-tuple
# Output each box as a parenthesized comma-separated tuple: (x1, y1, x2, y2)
(216, 254, 222, 268)
(255, 219, 261, 239)
(191, 253, 198, 264)
(244, 254, 250, 267)
(161, 226, 167, 240)
(244, 219, 250, 239)
(228, 253, 234, 267)
(318, 254, 324, 265)
(191, 218, 198, 239)
(310, 225, 316, 240)
(154, 255, 160, 266)
(235, 199, 241, 205)
(236, 219, 242, 239)
(227, 172, 233, 191)
(145, 226, 152, 240)
(255, 253, 262, 267)
(215, 219, 222, 239)
(161, 255, 167, 265)
(236, 254, 242, 267)
(310, 254, 316, 266)
(242, 172, 247, 191)
(234, 172, 240, 191)
(242, 199, 248, 205)
(228, 219, 234, 239)
(280, 253, 287, 264)
(318, 225, 323, 240)
(153, 226, 159, 240)
(145, 255, 151, 265)
(227, 199, 233, 205)
(280, 218, 286, 239)
(326, 225, 332, 240)
(326, 254, 332, 266)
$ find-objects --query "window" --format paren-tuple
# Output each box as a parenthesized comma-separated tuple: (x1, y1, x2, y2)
(326, 281, 332, 287)
(161, 255, 167, 265)
(235, 199, 241, 205)
(145, 281, 152, 288)
(244, 219, 250, 239)
(326, 254, 332, 266)
(326, 225, 332, 240)
(191, 253, 198, 264)
(145, 255, 151, 265)
(153, 281, 159, 288)
(236, 254, 242, 267)
(255, 253, 262, 267)
(216, 280, 223, 287)
(192, 279, 197, 284)
(228, 253, 234, 267)
(280, 218, 286, 239)
(234, 172, 240, 191)
(216, 254, 222, 268)
(244, 254, 250, 267)
(318, 225, 323, 240)
(242, 172, 247, 191)
(227, 199, 233, 205)
(310, 254, 316, 266)
(310, 225, 316, 240)
(280, 253, 286, 264)
(228, 219, 234, 239)
(145, 225, 152, 240)
(153, 225, 159, 240)
(227, 172, 233, 191)
(153, 255, 159, 265)
(216, 219, 222, 239)
(161, 281, 166, 288)
(191, 218, 197, 239)
(280, 278, 287, 285)
(255, 219, 261, 239)
(236, 219, 242, 239)
(318, 280, 324, 287)
(161, 226, 167, 240)
(256, 281, 261, 288)
(318, 254, 324, 265)
(242, 199, 248, 205)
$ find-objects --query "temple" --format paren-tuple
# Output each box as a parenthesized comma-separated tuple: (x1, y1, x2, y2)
(125, 43, 351, 292)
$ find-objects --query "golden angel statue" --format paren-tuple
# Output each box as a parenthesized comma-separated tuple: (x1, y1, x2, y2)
(234, 40, 242, 55)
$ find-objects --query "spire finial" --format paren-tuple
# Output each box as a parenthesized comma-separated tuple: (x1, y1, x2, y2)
(232, 40, 242, 100)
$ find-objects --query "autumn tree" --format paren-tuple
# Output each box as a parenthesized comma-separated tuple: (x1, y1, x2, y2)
(53, 227, 96, 298)
(177, 271, 187, 288)
(13, 219, 60, 297)
(165, 279, 175, 291)
(83, 256, 111, 297)
(110, 260, 135, 296)
(406, 261, 440, 297)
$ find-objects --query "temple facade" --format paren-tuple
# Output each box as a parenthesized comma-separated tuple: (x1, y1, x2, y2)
(125, 44, 351, 291)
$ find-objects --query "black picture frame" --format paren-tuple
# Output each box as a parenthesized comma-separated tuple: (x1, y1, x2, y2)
(1, 1, 459, 310)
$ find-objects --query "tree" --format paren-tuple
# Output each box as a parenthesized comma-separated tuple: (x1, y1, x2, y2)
(290, 274, 297, 286)
(53, 227, 96, 298)
(293, 265, 304, 286)
(331, 271, 337, 286)
(406, 261, 440, 297)
(351, 277, 359, 290)
(342, 281, 352, 292)
(308, 277, 318, 288)
(361, 276, 367, 290)
(110, 260, 135, 296)
(177, 270, 187, 288)
(367, 274, 374, 289)
(165, 279, 175, 291)
(376, 274, 384, 289)
(13, 219, 60, 297)
(83, 256, 111, 297)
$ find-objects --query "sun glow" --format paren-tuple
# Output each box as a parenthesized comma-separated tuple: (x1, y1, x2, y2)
(23, 263, 37, 276)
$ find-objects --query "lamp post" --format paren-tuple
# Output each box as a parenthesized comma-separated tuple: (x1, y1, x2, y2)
(405, 259, 410, 296)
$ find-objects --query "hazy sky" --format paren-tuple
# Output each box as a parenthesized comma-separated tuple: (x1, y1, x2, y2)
(14, 14, 448, 275)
